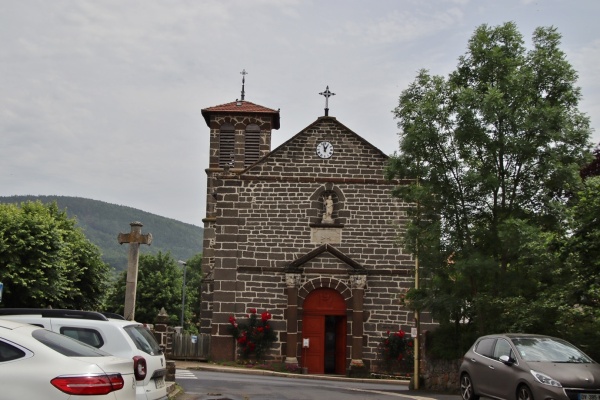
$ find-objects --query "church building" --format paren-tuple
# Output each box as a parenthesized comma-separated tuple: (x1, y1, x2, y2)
(199, 81, 429, 375)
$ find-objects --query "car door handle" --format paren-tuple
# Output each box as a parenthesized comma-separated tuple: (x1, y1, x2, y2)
(488, 365, 495, 370)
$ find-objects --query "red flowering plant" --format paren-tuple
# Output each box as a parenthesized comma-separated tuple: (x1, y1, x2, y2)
(377, 329, 414, 375)
(228, 308, 277, 361)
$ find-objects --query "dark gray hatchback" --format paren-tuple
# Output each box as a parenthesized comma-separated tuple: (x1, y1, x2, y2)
(460, 334, 600, 400)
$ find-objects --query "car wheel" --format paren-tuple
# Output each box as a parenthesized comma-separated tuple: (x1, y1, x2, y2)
(460, 373, 480, 400)
(517, 385, 534, 400)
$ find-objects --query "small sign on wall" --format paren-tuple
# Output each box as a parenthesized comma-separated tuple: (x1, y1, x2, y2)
(303, 338, 310, 348)
(411, 327, 418, 338)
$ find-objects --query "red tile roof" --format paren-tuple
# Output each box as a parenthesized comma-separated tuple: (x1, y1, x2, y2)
(201, 100, 280, 129)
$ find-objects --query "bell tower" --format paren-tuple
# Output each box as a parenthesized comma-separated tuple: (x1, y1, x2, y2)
(200, 70, 280, 173)
(198, 72, 280, 334)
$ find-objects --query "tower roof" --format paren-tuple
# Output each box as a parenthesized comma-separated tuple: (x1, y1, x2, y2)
(201, 100, 280, 129)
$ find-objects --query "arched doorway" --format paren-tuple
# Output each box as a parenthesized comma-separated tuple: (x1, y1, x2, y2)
(301, 288, 347, 374)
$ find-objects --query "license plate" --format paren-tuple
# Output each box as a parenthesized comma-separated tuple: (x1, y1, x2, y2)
(580, 394, 600, 400)
(154, 376, 165, 389)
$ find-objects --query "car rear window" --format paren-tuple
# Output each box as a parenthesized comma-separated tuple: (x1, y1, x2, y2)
(60, 327, 105, 349)
(475, 338, 496, 358)
(123, 325, 162, 356)
(32, 329, 111, 357)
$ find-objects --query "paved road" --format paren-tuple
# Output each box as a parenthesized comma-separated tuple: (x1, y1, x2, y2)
(173, 369, 461, 400)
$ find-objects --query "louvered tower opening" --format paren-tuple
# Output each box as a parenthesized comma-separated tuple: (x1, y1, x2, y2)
(219, 123, 235, 168)
(244, 124, 261, 167)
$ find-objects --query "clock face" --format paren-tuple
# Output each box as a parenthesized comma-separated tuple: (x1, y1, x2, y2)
(316, 141, 334, 159)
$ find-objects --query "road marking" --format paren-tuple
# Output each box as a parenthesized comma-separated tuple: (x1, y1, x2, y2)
(175, 369, 198, 380)
(348, 388, 436, 400)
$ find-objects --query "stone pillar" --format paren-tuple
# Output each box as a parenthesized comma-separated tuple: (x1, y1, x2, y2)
(284, 273, 301, 366)
(349, 274, 367, 370)
(154, 308, 176, 382)
(153, 307, 171, 356)
(117, 222, 152, 321)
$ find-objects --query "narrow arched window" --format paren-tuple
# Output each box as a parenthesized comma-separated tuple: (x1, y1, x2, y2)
(219, 123, 235, 168)
(244, 124, 261, 167)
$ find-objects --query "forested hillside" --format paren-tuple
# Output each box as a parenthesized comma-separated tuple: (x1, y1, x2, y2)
(0, 196, 203, 271)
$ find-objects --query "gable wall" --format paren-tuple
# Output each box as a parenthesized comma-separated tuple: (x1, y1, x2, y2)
(246, 118, 387, 179)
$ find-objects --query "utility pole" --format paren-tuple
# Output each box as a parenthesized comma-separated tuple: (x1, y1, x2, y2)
(413, 249, 420, 389)
(178, 260, 187, 330)
(413, 172, 421, 389)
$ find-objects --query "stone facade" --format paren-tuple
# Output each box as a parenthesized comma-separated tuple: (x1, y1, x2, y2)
(199, 99, 434, 374)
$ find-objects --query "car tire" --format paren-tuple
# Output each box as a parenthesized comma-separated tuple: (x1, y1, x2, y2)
(517, 385, 534, 400)
(460, 373, 480, 400)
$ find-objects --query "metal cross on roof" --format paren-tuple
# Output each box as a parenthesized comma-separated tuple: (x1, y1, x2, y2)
(240, 69, 248, 101)
(319, 85, 335, 116)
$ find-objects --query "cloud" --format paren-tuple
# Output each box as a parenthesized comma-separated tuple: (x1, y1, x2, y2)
(1, 0, 598, 226)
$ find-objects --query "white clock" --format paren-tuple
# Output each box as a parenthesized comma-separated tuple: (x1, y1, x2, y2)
(316, 141, 334, 159)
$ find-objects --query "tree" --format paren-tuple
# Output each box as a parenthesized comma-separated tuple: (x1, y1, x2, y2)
(105, 251, 203, 331)
(387, 22, 593, 352)
(553, 176, 600, 360)
(0, 201, 111, 309)
(184, 253, 203, 332)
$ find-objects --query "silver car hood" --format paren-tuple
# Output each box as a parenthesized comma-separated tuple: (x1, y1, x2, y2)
(529, 362, 600, 388)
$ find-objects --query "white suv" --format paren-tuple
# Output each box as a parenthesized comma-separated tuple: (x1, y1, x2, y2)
(0, 308, 168, 400)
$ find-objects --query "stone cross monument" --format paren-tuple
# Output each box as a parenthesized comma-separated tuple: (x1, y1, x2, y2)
(118, 221, 152, 321)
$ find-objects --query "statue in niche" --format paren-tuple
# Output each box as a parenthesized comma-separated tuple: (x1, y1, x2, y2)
(322, 194, 334, 224)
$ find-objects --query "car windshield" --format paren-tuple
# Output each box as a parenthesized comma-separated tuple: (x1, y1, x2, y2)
(512, 337, 593, 363)
(32, 328, 111, 357)
(124, 325, 162, 355)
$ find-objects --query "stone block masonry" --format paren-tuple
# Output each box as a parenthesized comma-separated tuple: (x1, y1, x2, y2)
(200, 105, 435, 373)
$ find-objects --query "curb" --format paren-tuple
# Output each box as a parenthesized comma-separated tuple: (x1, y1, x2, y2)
(166, 381, 179, 398)
(171, 361, 410, 385)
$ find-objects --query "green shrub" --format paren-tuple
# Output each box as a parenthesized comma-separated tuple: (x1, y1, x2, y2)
(425, 323, 478, 360)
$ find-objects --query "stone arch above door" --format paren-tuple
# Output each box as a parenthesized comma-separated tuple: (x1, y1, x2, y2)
(298, 277, 351, 308)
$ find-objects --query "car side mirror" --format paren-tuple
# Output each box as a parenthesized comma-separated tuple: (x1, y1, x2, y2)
(499, 355, 514, 365)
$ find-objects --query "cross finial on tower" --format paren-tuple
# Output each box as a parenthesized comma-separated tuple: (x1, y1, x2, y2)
(240, 69, 248, 101)
(319, 85, 335, 116)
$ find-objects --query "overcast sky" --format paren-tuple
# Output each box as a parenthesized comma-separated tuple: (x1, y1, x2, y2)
(2, 0, 599, 227)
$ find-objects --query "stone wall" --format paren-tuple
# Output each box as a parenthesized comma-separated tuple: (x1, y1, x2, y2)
(421, 356, 461, 393)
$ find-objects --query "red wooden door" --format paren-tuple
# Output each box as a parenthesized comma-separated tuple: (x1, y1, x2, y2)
(301, 288, 347, 374)
(302, 315, 325, 374)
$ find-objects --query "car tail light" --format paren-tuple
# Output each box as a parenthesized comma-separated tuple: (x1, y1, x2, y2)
(133, 355, 147, 380)
(51, 374, 124, 395)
